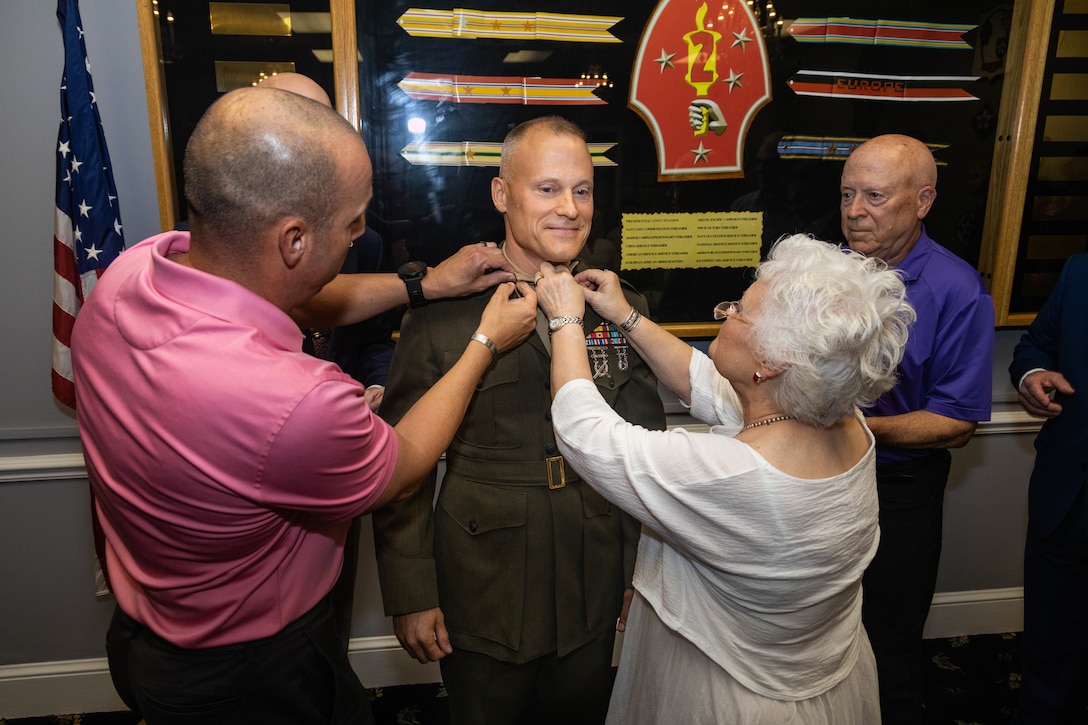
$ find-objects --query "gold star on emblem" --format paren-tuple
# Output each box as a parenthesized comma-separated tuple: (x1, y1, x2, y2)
(654, 49, 676, 73)
(731, 29, 752, 51)
(690, 142, 711, 164)
(724, 69, 743, 91)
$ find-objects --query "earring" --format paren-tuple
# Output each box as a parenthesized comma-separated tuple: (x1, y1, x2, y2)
(753, 371, 763, 384)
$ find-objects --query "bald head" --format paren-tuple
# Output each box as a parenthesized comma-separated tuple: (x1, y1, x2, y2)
(257, 72, 332, 108)
(851, 134, 937, 189)
(183, 86, 369, 259)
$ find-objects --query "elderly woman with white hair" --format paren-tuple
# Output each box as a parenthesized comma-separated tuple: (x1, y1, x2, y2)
(534, 234, 915, 724)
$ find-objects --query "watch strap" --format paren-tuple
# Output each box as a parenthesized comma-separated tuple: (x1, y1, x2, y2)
(404, 275, 427, 308)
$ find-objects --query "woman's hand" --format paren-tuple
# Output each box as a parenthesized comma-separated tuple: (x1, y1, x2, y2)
(476, 281, 537, 353)
(575, 268, 631, 324)
(534, 263, 586, 320)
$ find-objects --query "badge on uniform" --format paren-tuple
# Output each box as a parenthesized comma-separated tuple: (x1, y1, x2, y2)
(586, 322, 629, 379)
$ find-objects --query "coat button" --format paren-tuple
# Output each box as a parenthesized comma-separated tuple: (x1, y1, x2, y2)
(544, 411, 552, 422)
(469, 519, 478, 533)
(545, 442, 558, 455)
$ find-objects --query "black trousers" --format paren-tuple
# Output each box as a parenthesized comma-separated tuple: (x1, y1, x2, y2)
(1014, 485, 1088, 725)
(439, 627, 617, 725)
(106, 597, 374, 725)
(862, 449, 952, 725)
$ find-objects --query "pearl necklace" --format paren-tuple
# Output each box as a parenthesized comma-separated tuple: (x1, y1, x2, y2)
(741, 415, 793, 431)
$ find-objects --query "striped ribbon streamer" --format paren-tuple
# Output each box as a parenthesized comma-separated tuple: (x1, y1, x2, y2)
(788, 17, 975, 50)
(778, 135, 950, 164)
(398, 72, 607, 105)
(397, 7, 623, 42)
(401, 141, 617, 167)
(788, 70, 979, 102)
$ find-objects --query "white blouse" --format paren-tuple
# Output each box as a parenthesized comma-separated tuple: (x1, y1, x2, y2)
(551, 350, 879, 700)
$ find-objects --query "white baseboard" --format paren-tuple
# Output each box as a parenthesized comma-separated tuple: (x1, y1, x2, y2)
(0, 658, 127, 719)
(922, 586, 1024, 639)
(0, 587, 1025, 719)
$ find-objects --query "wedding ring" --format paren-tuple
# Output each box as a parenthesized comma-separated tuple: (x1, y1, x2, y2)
(533, 273, 544, 283)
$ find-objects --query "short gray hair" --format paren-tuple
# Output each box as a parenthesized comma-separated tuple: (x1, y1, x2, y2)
(750, 234, 915, 427)
(498, 116, 586, 181)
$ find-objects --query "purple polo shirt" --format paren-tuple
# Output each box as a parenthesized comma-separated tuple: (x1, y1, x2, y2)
(864, 228, 994, 466)
(73, 232, 397, 648)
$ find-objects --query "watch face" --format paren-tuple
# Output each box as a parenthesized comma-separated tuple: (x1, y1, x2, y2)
(399, 260, 427, 279)
(549, 318, 561, 331)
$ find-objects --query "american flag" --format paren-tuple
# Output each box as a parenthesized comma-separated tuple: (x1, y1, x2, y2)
(53, 0, 125, 410)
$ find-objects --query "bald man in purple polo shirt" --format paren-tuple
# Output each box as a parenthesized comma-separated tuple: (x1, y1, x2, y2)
(840, 134, 994, 725)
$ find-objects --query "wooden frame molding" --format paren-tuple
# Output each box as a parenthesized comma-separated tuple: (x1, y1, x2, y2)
(977, 0, 1057, 327)
(136, 0, 178, 231)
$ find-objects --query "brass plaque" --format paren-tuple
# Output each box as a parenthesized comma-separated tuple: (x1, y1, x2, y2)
(1050, 73, 1088, 100)
(1032, 195, 1088, 222)
(1057, 30, 1088, 57)
(214, 61, 296, 92)
(1043, 116, 1088, 143)
(1026, 235, 1088, 260)
(1038, 156, 1088, 182)
(210, 2, 291, 36)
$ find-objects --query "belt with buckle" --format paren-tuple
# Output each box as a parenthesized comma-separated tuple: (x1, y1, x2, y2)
(445, 455, 579, 489)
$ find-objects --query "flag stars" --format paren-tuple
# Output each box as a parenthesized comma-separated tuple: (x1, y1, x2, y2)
(114, 219, 123, 236)
(731, 28, 752, 50)
(70, 156, 83, 174)
(654, 49, 676, 73)
(79, 199, 93, 217)
(58, 140, 71, 158)
(85, 244, 103, 262)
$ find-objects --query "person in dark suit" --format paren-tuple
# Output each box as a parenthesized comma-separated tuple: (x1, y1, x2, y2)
(373, 116, 667, 725)
(1009, 253, 1088, 724)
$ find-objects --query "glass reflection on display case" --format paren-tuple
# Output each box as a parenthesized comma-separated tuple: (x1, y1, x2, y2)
(356, 0, 1014, 322)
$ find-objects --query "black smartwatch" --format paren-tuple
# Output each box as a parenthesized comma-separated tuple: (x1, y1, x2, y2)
(398, 260, 428, 308)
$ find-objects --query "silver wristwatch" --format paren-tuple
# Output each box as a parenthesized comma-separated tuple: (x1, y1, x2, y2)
(548, 315, 584, 335)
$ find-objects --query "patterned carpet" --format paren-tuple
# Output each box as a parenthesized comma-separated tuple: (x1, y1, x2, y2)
(2, 633, 1025, 725)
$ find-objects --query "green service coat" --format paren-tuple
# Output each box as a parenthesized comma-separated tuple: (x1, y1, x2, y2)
(374, 282, 666, 663)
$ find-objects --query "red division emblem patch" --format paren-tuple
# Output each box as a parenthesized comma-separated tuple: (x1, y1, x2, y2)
(629, 0, 771, 181)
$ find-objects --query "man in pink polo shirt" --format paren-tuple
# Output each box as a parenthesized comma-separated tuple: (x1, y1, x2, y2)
(72, 86, 537, 724)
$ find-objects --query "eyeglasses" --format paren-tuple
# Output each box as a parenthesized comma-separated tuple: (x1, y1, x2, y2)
(713, 300, 750, 324)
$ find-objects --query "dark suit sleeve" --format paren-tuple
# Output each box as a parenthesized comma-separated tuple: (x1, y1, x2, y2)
(328, 228, 397, 389)
(1010, 256, 1075, 387)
